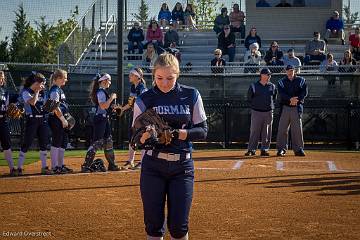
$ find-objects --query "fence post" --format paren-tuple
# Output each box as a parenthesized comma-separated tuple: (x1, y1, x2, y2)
(224, 102, 230, 148)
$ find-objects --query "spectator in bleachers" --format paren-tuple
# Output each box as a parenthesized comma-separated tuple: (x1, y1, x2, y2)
(184, 4, 197, 30)
(127, 21, 144, 55)
(213, 8, 230, 35)
(146, 20, 164, 54)
(158, 3, 172, 29)
(217, 25, 236, 62)
(244, 42, 262, 73)
(304, 32, 326, 65)
(283, 48, 302, 72)
(320, 53, 338, 85)
(264, 41, 284, 72)
(245, 27, 262, 50)
(324, 11, 345, 45)
(339, 50, 357, 73)
(166, 42, 182, 63)
(339, 50, 360, 98)
(229, 4, 245, 39)
(172, 2, 185, 29)
(211, 49, 226, 74)
(143, 43, 158, 71)
(349, 27, 360, 61)
(276, 0, 292, 7)
(164, 22, 179, 48)
(256, 0, 271, 7)
(293, 0, 305, 7)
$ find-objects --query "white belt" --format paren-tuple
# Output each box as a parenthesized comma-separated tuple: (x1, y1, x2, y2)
(27, 115, 44, 118)
(146, 150, 191, 161)
(0, 115, 4, 118)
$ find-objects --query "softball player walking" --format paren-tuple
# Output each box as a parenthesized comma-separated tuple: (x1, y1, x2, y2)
(245, 68, 277, 156)
(134, 53, 208, 240)
(17, 72, 51, 175)
(81, 73, 121, 172)
(0, 71, 16, 176)
(276, 65, 308, 156)
(48, 69, 73, 174)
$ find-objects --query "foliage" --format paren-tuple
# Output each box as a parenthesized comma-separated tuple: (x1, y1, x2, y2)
(132, 0, 150, 27)
(189, 0, 224, 23)
(343, 4, 359, 25)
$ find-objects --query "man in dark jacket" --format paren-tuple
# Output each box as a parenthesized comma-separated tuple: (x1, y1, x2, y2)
(213, 8, 230, 35)
(164, 23, 179, 48)
(217, 25, 236, 62)
(127, 22, 145, 54)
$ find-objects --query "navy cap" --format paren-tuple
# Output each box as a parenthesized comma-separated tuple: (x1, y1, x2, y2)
(260, 68, 272, 75)
(286, 65, 295, 70)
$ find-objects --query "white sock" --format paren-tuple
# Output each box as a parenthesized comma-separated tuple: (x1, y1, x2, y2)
(58, 148, 65, 167)
(18, 151, 26, 169)
(147, 236, 163, 240)
(171, 233, 188, 240)
(50, 147, 59, 169)
(4, 149, 14, 169)
(128, 144, 135, 163)
(40, 151, 47, 168)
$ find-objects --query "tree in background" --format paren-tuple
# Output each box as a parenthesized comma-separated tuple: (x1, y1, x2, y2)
(0, 28, 10, 62)
(343, 4, 359, 25)
(132, 0, 149, 27)
(189, 0, 224, 24)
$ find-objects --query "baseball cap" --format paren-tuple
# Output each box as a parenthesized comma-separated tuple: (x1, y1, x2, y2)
(333, 10, 339, 16)
(260, 68, 272, 75)
(286, 65, 295, 70)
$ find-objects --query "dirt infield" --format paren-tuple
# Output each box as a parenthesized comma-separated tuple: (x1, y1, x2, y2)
(0, 150, 359, 240)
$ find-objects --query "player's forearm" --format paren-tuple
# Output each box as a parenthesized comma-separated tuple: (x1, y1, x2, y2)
(185, 121, 208, 141)
(27, 92, 39, 106)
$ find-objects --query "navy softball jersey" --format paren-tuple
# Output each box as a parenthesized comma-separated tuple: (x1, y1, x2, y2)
(130, 82, 147, 97)
(0, 86, 11, 150)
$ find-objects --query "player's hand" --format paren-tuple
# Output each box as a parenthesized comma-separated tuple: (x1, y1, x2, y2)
(59, 116, 69, 128)
(290, 97, 299, 106)
(140, 131, 151, 144)
(110, 93, 117, 100)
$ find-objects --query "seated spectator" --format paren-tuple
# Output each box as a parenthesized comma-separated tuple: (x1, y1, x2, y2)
(320, 53, 338, 85)
(158, 3, 172, 29)
(127, 21, 144, 55)
(276, 0, 292, 7)
(244, 42, 262, 73)
(324, 11, 345, 45)
(283, 48, 302, 72)
(256, 0, 271, 7)
(293, 0, 306, 7)
(244, 27, 262, 50)
(164, 23, 179, 48)
(229, 4, 245, 39)
(213, 8, 230, 35)
(339, 50, 357, 73)
(184, 4, 197, 30)
(142, 43, 159, 72)
(264, 41, 284, 69)
(304, 32, 326, 65)
(172, 2, 185, 29)
(211, 49, 226, 74)
(217, 25, 236, 62)
(349, 27, 360, 61)
(145, 20, 164, 54)
(166, 42, 181, 63)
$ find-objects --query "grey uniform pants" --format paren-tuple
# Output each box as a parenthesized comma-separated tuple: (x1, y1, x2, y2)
(248, 110, 273, 151)
(276, 106, 304, 152)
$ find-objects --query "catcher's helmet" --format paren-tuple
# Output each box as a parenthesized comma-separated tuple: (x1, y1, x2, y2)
(90, 158, 107, 172)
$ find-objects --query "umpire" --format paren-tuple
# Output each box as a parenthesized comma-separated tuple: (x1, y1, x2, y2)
(276, 65, 308, 156)
(245, 68, 277, 156)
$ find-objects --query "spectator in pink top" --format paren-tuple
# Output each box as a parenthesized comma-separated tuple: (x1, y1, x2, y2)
(229, 4, 245, 39)
(146, 20, 164, 54)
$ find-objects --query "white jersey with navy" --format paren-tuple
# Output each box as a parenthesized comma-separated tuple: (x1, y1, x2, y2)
(130, 82, 147, 97)
(133, 83, 207, 153)
(0, 87, 9, 115)
(96, 88, 110, 116)
(49, 85, 69, 114)
(21, 88, 47, 116)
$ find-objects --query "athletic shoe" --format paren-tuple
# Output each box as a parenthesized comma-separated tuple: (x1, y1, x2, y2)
(260, 150, 270, 156)
(277, 149, 286, 157)
(61, 165, 73, 174)
(81, 165, 92, 173)
(10, 168, 17, 177)
(245, 150, 256, 156)
(53, 166, 62, 174)
(41, 166, 54, 175)
(108, 164, 121, 171)
(17, 168, 23, 176)
(123, 161, 135, 169)
(294, 150, 306, 157)
(132, 162, 142, 170)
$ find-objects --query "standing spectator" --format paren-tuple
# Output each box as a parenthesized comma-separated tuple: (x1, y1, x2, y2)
(349, 27, 360, 61)
(244, 42, 262, 73)
(244, 27, 262, 50)
(158, 3, 172, 29)
(127, 21, 144, 55)
(184, 4, 197, 30)
(143, 43, 159, 71)
(264, 41, 284, 72)
(320, 53, 338, 85)
(276, 0, 292, 7)
(213, 8, 230, 35)
(256, 0, 271, 7)
(146, 20, 164, 54)
(276, 65, 308, 157)
(164, 23, 179, 48)
(245, 68, 277, 156)
(283, 48, 302, 72)
(172, 2, 185, 29)
(229, 4, 246, 39)
(211, 49, 226, 74)
(324, 11, 345, 45)
(304, 32, 326, 65)
(217, 25, 236, 62)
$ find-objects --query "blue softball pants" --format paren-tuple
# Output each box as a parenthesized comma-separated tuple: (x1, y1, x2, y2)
(48, 115, 68, 149)
(21, 116, 49, 152)
(0, 118, 11, 150)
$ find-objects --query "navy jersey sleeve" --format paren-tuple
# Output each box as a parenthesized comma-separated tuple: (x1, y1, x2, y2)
(186, 90, 207, 141)
(297, 78, 308, 103)
(277, 79, 291, 105)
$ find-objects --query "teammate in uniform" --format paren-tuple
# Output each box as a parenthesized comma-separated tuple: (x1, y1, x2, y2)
(48, 69, 73, 174)
(133, 53, 208, 240)
(81, 73, 121, 172)
(17, 72, 51, 175)
(0, 71, 16, 176)
(245, 68, 277, 156)
(123, 68, 148, 169)
(276, 65, 308, 156)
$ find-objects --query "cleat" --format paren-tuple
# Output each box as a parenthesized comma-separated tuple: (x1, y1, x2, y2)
(123, 161, 135, 169)
(294, 150, 306, 157)
(277, 149, 286, 157)
(17, 168, 23, 176)
(53, 166, 62, 174)
(41, 166, 54, 175)
(108, 164, 121, 171)
(61, 165, 73, 174)
(132, 162, 142, 170)
(81, 165, 92, 173)
(245, 150, 256, 156)
(10, 168, 17, 177)
(260, 150, 270, 156)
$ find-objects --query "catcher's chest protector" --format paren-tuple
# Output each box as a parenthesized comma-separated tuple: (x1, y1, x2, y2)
(0, 87, 7, 113)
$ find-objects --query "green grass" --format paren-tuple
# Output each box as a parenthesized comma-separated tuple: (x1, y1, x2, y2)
(0, 150, 128, 166)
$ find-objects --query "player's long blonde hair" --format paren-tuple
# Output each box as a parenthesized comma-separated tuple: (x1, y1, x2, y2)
(152, 53, 180, 86)
(50, 69, 67, 85)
